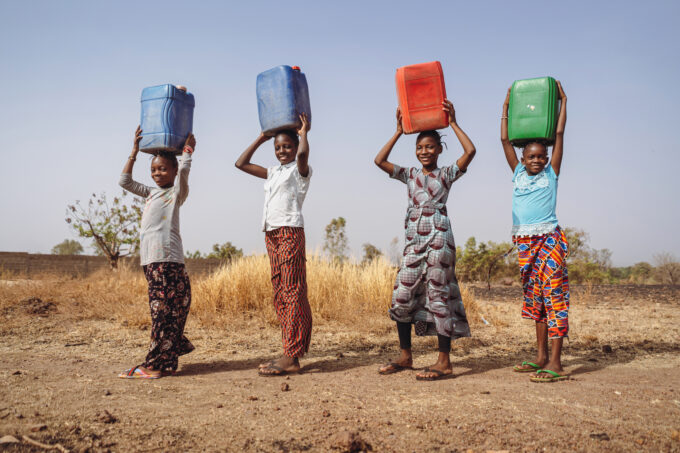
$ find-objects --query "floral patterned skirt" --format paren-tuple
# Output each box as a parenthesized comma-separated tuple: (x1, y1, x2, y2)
(142, 262, 194, 371)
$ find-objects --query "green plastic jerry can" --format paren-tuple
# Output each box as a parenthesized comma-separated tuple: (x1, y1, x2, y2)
(508, 76, 558, 146)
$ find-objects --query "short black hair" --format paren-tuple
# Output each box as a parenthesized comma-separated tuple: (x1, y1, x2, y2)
(522, 141, 548, 154)
(416, 130, 447, 149)
(154, 151, 179, 169)
(275, 129, 299, 146)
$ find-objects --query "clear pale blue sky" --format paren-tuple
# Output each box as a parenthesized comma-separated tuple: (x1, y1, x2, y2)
(1, 0, 678, 266)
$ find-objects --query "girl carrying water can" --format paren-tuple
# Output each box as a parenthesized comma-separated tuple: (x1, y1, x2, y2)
(501, 81, 570, 383)
(118, 126, 196, 379)
(375, 100, 476, 380)
(235, 114, 313, 377)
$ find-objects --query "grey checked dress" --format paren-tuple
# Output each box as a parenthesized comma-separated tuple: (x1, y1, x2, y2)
(388, 164, 471, 339)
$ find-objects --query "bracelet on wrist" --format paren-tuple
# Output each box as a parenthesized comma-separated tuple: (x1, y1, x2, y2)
(183, 145, 194, 154)
(128, 155, 136, 161)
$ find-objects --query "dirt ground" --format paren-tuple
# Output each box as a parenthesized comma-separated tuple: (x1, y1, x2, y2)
(1, 285, 679, 452)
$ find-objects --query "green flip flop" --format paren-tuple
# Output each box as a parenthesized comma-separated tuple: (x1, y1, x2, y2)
(513, 361, 541, 373)
(530, 369, 569, 383)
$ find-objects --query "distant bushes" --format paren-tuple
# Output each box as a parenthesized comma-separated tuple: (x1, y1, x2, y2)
(455, 228, 679, 285)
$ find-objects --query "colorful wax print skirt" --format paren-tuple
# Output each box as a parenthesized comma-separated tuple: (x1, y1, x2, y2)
(514, 226, 570, 339)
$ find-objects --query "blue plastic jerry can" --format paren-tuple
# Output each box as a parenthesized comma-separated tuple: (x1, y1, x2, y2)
(256, 65, 311, 135)
(139, 84, 195, 154)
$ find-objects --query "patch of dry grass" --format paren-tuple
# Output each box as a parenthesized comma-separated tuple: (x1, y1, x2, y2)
(0, 261, 148, 326)
(0, 254, 482, 330)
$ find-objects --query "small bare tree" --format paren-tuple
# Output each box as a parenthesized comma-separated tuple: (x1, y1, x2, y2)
(66, 191, 143, 269)
(653, 252, 680, 285)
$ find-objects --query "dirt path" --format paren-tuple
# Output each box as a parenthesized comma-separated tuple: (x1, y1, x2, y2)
(2, 293, 680, 452)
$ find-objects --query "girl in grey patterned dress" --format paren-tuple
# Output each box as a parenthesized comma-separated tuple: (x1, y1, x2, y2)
(374, 100, 476, 380)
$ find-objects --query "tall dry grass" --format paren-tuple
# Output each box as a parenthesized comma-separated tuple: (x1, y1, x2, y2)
(0, 254, 481, 329)
(193, 254, 398, 325)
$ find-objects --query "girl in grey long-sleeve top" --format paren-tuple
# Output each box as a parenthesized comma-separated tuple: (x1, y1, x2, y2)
(118, 125, 196, 379)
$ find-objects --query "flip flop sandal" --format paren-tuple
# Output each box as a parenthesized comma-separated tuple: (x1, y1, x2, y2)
(513, 361, 542, 373)
(258, 364, 299, 377)
(118, 365, 161, 379)
(415, 367, 452, 381)
(530, 369, 569, 383)
(259, 360, 276, 369)
(378, 362, 413, 375)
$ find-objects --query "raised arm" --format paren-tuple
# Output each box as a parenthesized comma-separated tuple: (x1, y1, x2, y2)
(374, 108, 403, 175)
(551, 81, 567, 176)
(177, 133, 195, 205)
(500, 88, 520, 172)
(119, 125, 151, 198)
(235, 133, 270, 179)
(443, 99, 476, 172)
(296, 113, 310, 177)
(122, 125, 142, 175)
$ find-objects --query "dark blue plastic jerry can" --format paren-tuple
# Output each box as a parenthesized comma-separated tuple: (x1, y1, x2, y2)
(139, 84, 195, 154)
(256, 65, 311, 135)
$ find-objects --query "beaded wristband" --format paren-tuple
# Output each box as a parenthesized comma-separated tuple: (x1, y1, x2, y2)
(183, 145, 194, 154)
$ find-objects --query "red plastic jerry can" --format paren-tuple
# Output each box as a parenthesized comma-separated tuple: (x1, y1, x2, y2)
(396, 61, 448, 134)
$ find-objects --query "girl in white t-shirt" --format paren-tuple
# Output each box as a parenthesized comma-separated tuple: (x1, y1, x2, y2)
(235, 114, 312, 377)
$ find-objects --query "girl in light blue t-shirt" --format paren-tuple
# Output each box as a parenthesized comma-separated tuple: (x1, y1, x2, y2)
(500, 81, 570, 383)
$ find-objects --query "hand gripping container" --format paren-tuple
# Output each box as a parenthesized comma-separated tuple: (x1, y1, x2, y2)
(139, 84, 195, 155)
(256, 65, 312, 135)
(396, 61, 448, 134)
(508, 77, 558, 146)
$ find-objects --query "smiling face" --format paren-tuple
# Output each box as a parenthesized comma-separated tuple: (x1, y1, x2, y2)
(150, 155, 178, 188)
(521, 143, 549, 175)
(274, 132, 298, 165)
(415, 136, 443, 170)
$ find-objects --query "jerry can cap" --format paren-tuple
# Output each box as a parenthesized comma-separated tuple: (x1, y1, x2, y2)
(175, 85, 187, 92)
(291, 66, 301, 71)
